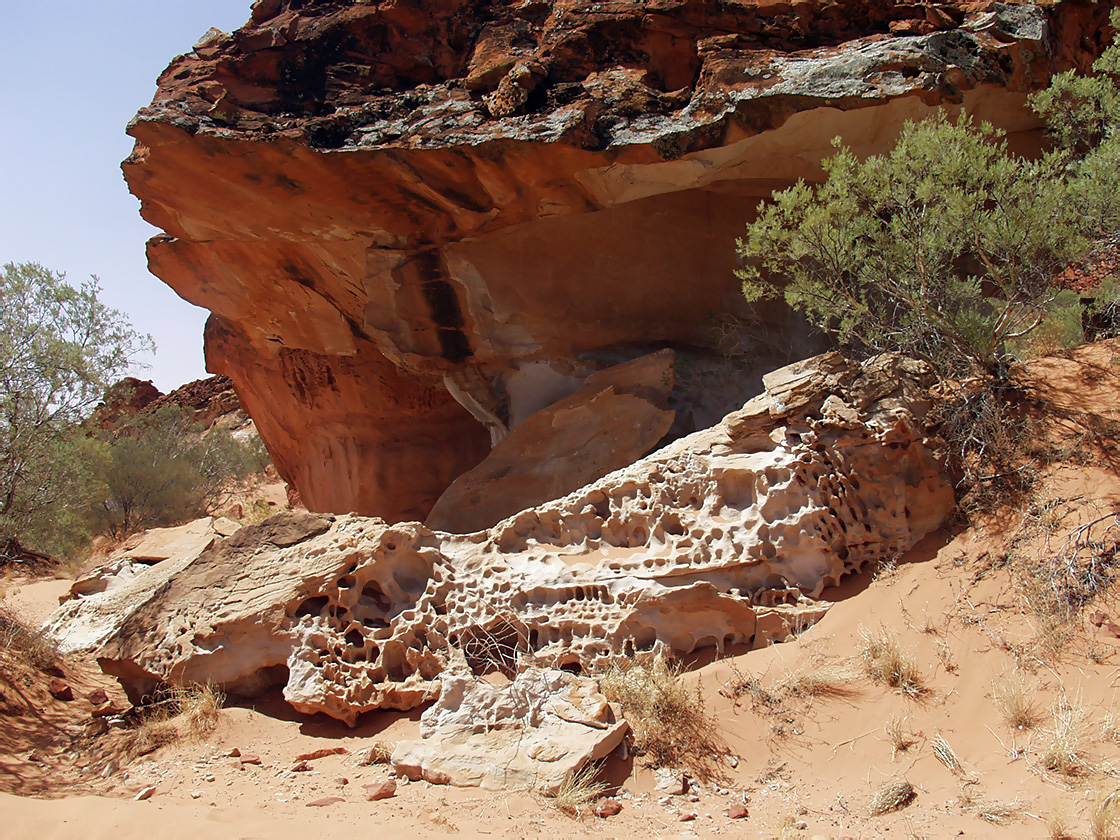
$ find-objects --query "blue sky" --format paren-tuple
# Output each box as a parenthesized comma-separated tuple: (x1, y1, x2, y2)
(0, 2, 251, 392)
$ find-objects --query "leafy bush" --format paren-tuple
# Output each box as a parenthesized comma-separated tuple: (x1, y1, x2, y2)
(737, 115, 1084, 382)
(736, 16, 1120, 505)
(97, 406, 264, 538)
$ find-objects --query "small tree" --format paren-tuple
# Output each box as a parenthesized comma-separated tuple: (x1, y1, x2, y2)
(737, 116, 1085, 382)
(0, 263, 150, 560)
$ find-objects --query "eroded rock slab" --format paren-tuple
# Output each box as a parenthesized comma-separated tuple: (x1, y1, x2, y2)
(47, 353, 954, 724)
(391, 667, 628, 792)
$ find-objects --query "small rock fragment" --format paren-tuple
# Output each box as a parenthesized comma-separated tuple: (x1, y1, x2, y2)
(135, 786, 156, 801)
(679, 810, 698, 822)
(593, 798, 622, 818)
(307, 796, 345, 807)
(86, 688, 109, 706)
(726, 804, 748, 819)
(655, 767, 687, 795)
(291, 760, 312, 772)
(335, 777, 348, 786)
(364, 779, 397, 801)
(422, 768, 451, 785)
(48, 678, 74, 701)
(297, 746, 348, 761)
(239, 753, 262, 766)
(725, 754, 739, 768)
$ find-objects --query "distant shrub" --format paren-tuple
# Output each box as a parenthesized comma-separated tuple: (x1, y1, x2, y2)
(96, 406, 263, 538)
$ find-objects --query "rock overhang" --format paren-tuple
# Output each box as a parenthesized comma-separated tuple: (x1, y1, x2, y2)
(123, 0, 1112, 521)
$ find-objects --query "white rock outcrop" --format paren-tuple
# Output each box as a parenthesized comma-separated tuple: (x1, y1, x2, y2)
(391, 666, 628, 792)
(45, 352, 954, 726)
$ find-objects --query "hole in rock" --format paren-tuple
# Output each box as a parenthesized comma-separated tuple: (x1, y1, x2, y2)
(337, 575, 355, 589)
(459, 618, 528, 678)
(360, 581, 392, 612)
(294, 596, 329, 618)
(345, 629, 364, 649)
(558, 661, 582, 676)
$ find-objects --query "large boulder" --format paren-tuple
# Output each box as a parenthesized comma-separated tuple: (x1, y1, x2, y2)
(47, 353, 954, 725)
(123, 0, 1111, 520)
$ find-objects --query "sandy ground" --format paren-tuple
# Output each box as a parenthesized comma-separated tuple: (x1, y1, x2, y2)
(4, 341, 1120, 839)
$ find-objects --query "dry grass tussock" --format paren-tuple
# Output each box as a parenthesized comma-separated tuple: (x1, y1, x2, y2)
(0, 603, 61, 675)
(993, 670, 1042, 730)
(550, 762, 606, 818)
(1045, 801, 1075, 840)
(885, 715, 916, 758)
(127, 682, 225, 756)
(1090, 789, 1120, 840)
(857, 626, 925, 696)
(599, 654, 724, 776)
(869, 779, 916, 816)
(1040, 697, 1091, 778)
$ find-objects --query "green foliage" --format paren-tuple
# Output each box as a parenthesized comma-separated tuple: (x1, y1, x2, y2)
(97, 406, 263, 538)
(1031, 8, 1120, 156)
(737, 115, 1084, 381)
(0, 262, 151, 561)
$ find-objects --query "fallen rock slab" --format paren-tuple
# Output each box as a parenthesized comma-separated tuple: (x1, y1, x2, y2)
(426, 350, 677, 533)
(391, 668, 628, 794)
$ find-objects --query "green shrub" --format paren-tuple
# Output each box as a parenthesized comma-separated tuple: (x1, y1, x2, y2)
(97, 406, 262, 538)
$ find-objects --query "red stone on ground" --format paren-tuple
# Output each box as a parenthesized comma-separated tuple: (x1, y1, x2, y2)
(364, 780, 397, 801)
(593, 798, 622, 818)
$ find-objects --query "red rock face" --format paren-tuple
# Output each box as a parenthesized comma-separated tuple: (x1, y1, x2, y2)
(124, 0, 1112, 520)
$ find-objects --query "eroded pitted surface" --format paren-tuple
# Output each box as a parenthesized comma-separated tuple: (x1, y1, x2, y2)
(124, 0, 1111, 520)
(59, 353, 954, 725)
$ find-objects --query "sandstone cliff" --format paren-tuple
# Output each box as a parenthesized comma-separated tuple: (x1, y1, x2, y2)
(125, 0, 1111, 520)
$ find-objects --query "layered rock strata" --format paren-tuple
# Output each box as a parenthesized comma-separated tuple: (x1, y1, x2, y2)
(47, 352, 954, 725)
(124, 0, 1110, 519)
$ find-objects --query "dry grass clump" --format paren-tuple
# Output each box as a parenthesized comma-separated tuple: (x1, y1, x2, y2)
(973, 799, 1024, 825)
(858, 626, 925, 696)
(993, 670, 1041, 730)
(869, 779, 916, 816)
(1040, 699, 1091, 778)
(772, 660, 859, 703)
(551, 762, 606, 818)
(599, 654, 723, 774)
(1020, 511, 1120, 630)
(932, 734, 966, 776)
(1045, 802, 1074, 840)
(357, 741, 394, 765)
(0, 603, 62, 674)
(885, 715, 916, 758)
(127, 682, 225, 755)
(1090, 789, 1120, 840)
(127, 719, 178, 758)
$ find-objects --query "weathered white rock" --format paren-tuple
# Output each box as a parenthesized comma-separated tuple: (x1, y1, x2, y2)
(45, 517, 242, 654)
(391, 666, 628, 792)
(47, 353, 954, 725)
